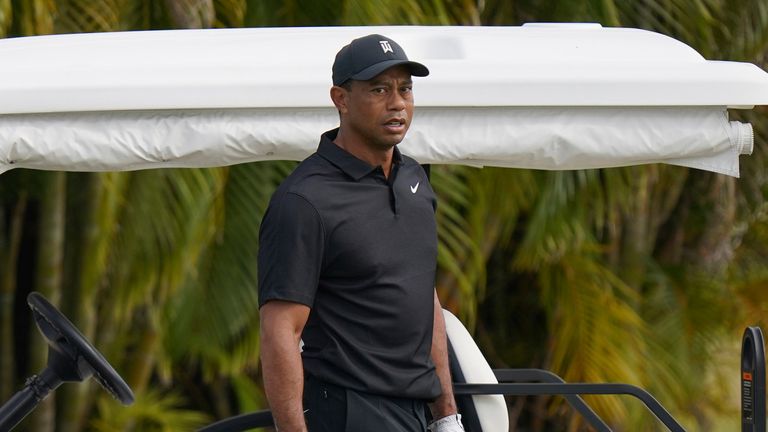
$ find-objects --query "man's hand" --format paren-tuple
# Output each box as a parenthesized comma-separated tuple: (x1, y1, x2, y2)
(428, 414, 465, 432)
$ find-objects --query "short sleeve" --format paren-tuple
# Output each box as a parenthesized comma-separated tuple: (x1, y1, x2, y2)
(258, 192, 324, 308)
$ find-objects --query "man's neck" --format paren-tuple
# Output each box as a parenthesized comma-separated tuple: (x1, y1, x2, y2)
(333, 129, 395, 178)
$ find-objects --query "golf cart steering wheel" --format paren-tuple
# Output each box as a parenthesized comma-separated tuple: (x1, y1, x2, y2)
(27, 292, 134, 404)
(0, 293, 133, 431)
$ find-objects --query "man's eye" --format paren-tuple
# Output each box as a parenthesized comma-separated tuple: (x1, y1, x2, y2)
(372, 88, 386, 94)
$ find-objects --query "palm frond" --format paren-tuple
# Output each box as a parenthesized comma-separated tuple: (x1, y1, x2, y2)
(91, 388, 211, 431)
(54, 0, 122, 33)
(513, 171, 593, 271)
(161, 161, 295, 379)
(433, 165, 537, 326)
(540, 252, 646, 425)
(213, 0, 246, 27)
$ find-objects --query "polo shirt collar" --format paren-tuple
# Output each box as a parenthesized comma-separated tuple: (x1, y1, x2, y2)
(317, 128, 403, 181)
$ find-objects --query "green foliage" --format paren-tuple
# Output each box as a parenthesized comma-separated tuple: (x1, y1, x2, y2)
(3, 0, 768, 431)
(161, 161, 295, 380)
(0, 0, 11, 37)
(90, 389, 210, 431)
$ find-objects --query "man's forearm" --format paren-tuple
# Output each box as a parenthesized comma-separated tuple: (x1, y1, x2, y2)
(429, 291, 458, 418)
(261, 327, 307, 431)
(260, 301, 310, 432)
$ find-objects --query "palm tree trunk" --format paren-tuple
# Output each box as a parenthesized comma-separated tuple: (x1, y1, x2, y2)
(127, 307, 159, 395)
(57, 172, 128, 432)
(0, 193, 27, 401)
(621, 168, 650, 291)
(27, 171, 66, 432)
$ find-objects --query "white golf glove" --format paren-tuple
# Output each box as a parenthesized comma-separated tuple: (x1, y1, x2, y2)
(427, 413, 465, 432)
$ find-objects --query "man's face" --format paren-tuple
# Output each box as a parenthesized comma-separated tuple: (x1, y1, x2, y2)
(339, 65, 414, 151)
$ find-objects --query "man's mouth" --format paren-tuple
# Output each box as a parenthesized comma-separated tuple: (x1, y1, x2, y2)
(383, 118, 406, 132)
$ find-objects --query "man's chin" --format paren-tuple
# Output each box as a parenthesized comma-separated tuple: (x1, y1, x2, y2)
(372, 139, 401, 151)
(375, 133, 408, 149)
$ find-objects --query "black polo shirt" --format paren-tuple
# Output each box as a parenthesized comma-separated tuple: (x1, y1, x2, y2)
(258, 128, 441, 400)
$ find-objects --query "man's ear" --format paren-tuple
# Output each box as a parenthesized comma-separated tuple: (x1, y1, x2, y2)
(330, 86, 348, 114)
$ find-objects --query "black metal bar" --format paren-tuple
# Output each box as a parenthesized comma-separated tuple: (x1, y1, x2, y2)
(0, 368, 59, 432)
(453, 382, 685, 432)
(493, 369, 611, 432)
(742, 326, 766, 432)
(197, 409, 274, 432)
(0, 386, 42, 432)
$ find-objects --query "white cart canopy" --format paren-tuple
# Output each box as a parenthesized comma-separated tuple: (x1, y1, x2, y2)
(0, 24, 767, 176)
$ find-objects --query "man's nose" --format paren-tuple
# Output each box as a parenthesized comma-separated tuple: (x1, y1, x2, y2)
(388, 91, 407, 111)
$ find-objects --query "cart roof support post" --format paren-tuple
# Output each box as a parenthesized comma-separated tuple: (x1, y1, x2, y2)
(742, 327, 766, 432)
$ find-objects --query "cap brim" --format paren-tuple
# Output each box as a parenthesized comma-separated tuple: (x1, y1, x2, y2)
(350, 59, 430, 82)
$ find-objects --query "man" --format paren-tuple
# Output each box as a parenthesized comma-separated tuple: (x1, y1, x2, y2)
(258, 34, 464, 432)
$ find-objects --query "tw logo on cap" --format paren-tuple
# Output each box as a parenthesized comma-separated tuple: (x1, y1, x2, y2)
(379, 40, 393, 53)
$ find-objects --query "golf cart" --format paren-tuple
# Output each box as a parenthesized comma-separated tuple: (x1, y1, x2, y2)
(1, 24, 767, 430)
(0, 292, 764, 431)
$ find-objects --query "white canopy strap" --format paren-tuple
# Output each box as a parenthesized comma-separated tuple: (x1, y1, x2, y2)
(0, 107, 752, 177)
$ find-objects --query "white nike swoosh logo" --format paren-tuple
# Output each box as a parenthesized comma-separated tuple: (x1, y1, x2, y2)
(410, 182, 420, 193)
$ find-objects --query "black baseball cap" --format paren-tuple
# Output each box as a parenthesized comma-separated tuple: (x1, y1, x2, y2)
(332, 34, 429, 86)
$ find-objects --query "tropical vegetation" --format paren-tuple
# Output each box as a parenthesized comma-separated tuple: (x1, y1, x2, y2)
(1, 0, 767, 431)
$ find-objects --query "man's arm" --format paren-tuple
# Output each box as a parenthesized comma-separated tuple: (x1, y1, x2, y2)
(260, 300, 311, 432)
(428, 290, 459, 418)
